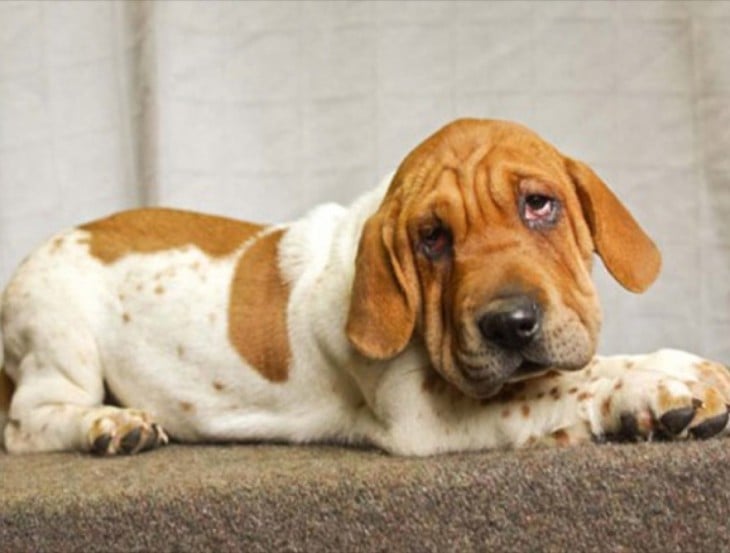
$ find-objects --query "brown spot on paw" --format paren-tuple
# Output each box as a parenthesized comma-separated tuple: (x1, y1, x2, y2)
(601, 397, 612, 417)
(551, 429, 570, 446)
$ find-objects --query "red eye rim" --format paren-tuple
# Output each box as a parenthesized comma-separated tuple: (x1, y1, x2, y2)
(520, 194, 560, 229)
(419, 224, 453, 260)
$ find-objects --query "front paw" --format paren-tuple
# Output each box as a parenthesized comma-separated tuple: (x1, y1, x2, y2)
(88, 408, 169, 455)
(586, 356, 730, 442)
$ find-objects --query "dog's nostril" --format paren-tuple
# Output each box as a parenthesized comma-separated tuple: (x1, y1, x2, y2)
(478, 298, 542, 351)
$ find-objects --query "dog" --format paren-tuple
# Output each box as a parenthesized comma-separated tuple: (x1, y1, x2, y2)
(1, 118, 728, 456)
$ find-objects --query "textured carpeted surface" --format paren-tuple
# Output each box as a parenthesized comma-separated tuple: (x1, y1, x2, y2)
(2, 441, 729, 552)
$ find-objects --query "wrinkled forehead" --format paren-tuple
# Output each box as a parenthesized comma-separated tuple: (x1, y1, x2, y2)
(390, 119, 569, 204)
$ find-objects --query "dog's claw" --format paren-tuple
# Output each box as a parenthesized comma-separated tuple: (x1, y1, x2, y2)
(91, 433, 113, 455)
(690, 411, 729, 440)
(659, 406, 696, 435)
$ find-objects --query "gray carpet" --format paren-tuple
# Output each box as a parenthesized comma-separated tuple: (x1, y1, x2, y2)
(2, 440, 729, 552)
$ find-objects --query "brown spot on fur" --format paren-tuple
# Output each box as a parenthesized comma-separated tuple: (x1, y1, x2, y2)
(212, 380, 225, 391)
(601, 397, 612, 416)
(422, 367, 450, 394)
(177, 345, 185, 358)
(501, 408, 511, 418)
(550, 386, 560, 400)
(613, 379, 623, 390)
(154, 285, 165, 295)
(551, 429, 570, 446)
(229, 229, 291, 383)
(545, 370, 561, 379)
(521, 404, 530, 417)
(578, 391, 593, 401)
(122, 313, 131, 323)
(50, 237, 64, 253)
(0, 371, 15, 413)
(118, 293, 125, 302)
(625, 361, 635, 369)
(537, 392, 545, 399)
(180, 401, 195, 413)
(568, 386, 578, 394)
(80, 208, 263, 264)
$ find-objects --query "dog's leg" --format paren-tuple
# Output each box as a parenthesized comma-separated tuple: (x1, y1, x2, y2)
(5, 351, 167, 456)
(366, 351, 730, 456)
(488, 350, 730, 448)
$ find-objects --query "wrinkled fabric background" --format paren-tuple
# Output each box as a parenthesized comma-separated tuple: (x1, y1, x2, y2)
(0, 1, 728, 361)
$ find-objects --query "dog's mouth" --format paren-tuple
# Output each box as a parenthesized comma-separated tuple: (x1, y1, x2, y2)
(453, 352, 551, 398)
(506, 359, 551, 381)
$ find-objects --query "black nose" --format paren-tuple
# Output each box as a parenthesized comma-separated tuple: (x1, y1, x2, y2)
(478, 296, 542, 351)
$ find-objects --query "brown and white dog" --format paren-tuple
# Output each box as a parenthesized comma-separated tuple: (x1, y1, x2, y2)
(1, 119, 728, 456)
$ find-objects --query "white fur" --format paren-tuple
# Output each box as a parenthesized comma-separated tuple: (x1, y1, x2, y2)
(1, 174, 728, 455)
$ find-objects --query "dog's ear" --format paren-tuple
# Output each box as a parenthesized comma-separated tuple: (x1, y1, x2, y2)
(566, 157, 661, 293)
(346, 207, 418, 360)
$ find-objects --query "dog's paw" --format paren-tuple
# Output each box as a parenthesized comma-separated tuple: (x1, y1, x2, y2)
(88, 409, 169, 455)
(584, 353, 730, 442)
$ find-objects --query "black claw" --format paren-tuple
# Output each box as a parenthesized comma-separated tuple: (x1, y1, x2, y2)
(91, 433, 112, 455)
(690, 411, 730, 440)
(618, 413, 640, 441)
(119, 426, 143, 453)
(659, 406, 696, 435)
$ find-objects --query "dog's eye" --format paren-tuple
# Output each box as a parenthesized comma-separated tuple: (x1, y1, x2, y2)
(521, 194, 560, 228)
(420, 224, 453, 260)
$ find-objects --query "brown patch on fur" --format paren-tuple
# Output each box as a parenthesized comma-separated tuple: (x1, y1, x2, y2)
(50, 237, 64, 253)
(545, 370, 561, 379)
(550, 386, 560, 400)
(0, 371, 15, 413)
(521, 404, 531, 418)
(229, 229, 291, 383)
(80, 208, 263, 264)
(551, 429, 570, 446)
(577, 391, 593, 402)
(537, 392, 545, 399)
(180, 401, 195, 413)
(601, 397, 612, 417)
(177, 345, 185, 358)
(695, 360, 730, 393)
(568, 386, 578, 394)
(422, 367, 451, 394)
(212, 380, 225, 391)
(501, 407, 511, 418)
(122, 313, 131, 323)
(613, 379, 623, 390)
(154, 285, 165, 295)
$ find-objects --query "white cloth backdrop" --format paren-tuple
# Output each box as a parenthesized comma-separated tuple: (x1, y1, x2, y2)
(0, 1, 728, 361)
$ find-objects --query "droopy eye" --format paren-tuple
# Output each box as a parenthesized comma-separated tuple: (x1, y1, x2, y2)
(420, 223, 453, 260)
(520, 194, 560, 228)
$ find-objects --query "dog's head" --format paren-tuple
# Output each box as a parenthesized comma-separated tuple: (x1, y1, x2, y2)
(346, 119, 661, 398)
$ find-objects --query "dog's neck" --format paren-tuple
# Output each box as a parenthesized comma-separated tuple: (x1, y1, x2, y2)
(277, 173, 394, 369)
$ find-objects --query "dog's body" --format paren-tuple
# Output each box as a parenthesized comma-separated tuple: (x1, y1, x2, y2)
(2, 119, 729, 456)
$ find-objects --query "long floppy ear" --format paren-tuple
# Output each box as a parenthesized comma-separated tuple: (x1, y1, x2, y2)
(346, 210, 418, 360)
(566, 158, 661, 293)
